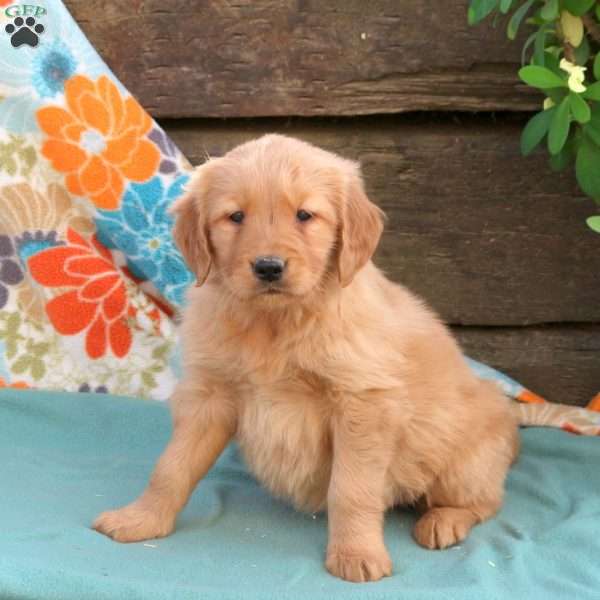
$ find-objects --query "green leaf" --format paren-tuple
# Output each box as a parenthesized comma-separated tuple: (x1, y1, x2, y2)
(548, 96, 571, 154)
(587, 216, 600, 232)
(12, 356, 31, 375)
(540, 0, 559, 20)
(5, 340, 17, 360)
(6, 312, 20, 333)
(563, 0, 596, 16)
(526, 15, 546, 27)
(549, 137, 576, 171)
(2, 157, 17, 176)
(468, 0, 499, 24)
(521, 31, 538, 65)
(152, 344, 169, 360)
(576, 138, 600, 199)
(573, 34, 590, 65)
(19, 146, 36, 174)
(519, 65, 567, 88)
(583, 81, 600, 100)
(533, 27, 549, 66)
(521, 108, 555, 155)
(508, 0, 535, 39)
(499, 0, 514, 13)
(31, 342, 50, 356)
(597, 4, 600, 20)
(583, 120, 600, 146)
(569, 92, 591, 123)
(141, 371, 156, 388)
(594, 53, 600, 80)
(30, 359, 45, 381)
(543, 51, 561, 75)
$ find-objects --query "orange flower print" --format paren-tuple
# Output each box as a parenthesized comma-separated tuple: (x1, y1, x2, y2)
(0, 377, 29, 389)
(36, 75, 160, 210)
(29, 228, 133, 359)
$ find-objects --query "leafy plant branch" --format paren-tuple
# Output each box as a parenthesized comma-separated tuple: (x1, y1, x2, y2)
(469, 0, 600, 234)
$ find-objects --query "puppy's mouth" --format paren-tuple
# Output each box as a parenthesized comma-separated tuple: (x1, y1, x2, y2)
(259, 285, 284, 295)
(253, 280, 296, 297)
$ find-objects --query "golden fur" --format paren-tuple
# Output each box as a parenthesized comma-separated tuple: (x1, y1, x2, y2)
(94, 134, 520, 583)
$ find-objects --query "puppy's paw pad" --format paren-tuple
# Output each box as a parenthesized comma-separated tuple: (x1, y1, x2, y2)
(326, 548, 392, 583)
(413, 508, 473, 550)
(92, 504, 174, 543)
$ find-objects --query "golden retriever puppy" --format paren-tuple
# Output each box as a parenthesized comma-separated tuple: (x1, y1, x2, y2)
(93, 134, 519, 583)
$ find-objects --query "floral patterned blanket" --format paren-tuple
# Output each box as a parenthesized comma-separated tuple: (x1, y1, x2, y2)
(0, 0, 598, 434)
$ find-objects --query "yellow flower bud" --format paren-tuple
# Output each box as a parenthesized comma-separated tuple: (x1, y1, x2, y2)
(560, 10, 584, 48)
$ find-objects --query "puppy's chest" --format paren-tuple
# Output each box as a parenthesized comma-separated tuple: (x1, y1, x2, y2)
(235, 373, 334, 512)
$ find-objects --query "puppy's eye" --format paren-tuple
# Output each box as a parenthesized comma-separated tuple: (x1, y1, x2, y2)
(296, 209, 313, 222)
(229, 211, 245, 224)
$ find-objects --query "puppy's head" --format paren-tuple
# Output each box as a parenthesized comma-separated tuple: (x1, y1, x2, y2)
(170, 135, 383, 303)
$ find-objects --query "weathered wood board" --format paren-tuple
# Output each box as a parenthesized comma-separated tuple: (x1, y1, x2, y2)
(65, 0, 540, 118)
(454, 326, 600, 407)
(162, 117, 600, 326)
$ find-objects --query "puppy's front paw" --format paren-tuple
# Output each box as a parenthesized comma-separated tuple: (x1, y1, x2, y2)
(326, 545, 392, 583)
(93, 501, 175, 543)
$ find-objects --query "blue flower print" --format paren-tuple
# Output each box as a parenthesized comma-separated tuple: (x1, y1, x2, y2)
(95, 175, 194, 306)
(31, 40, 77, 98)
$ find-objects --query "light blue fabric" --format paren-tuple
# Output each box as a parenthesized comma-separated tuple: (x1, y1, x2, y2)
(1, 388, 599, 600)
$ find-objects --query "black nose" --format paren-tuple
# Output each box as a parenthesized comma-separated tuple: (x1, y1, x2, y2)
(253, 256, 286, 282)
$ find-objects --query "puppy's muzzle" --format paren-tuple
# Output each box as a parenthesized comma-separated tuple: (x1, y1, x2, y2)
(252, 256, 286, 282)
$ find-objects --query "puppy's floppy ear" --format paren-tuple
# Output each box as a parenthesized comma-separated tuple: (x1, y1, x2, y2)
(337, 163, 384, 287)
(170, 164, 212, 287)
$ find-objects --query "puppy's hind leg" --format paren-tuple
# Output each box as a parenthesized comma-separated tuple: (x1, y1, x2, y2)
(414, 384, 519, 550)
(414, 503, 499, 550)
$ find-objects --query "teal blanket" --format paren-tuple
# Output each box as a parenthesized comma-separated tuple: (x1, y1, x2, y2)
(1, 388, 599, 600)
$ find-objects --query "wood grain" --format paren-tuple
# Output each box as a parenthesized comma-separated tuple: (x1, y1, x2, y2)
(454, 325, 600, 407)
(162, 116, 600, 326)
(64, 0, 540, 118)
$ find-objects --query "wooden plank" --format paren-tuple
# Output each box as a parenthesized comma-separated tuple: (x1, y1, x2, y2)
(454, 325, 600, 408)
(162, 116, 600, 326)
(64, 0, 540, 118)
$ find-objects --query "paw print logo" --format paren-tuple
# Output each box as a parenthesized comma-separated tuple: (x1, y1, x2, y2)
(5, 16, 45, 48)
